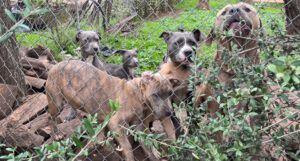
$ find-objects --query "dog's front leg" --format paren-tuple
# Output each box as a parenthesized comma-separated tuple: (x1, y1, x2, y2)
(108, 118, 135, 161)
(160, 117, 176, 141)
(135, 120, 160, 161)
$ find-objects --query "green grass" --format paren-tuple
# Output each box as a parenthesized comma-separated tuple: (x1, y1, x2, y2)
(16, 0, 286, 73)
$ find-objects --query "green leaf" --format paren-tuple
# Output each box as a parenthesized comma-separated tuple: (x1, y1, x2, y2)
(267, 64, 277, 73)
(0, 156, 12, 159)
(291, 60, 300, 67)
(72, 135, 83, 148)
(30, 8, 49, 16)
(4, 9, 16, 22)
(23, 7, 31, 17)
(10, 20, 25, 31)
(23, 0, 32, 10)
(292, 76, 300, 84)
(16, 24, 30, 31)
(108, 99, 120, 111)
(0, 32, 13, 43)
(283, 74, 290, 83)
(5, 147, 15, 152)
(83, 118, 95, 136)
(192, 153, 200, 160)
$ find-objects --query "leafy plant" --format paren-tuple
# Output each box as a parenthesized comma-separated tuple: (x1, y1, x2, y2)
(0, 0, 48, 43)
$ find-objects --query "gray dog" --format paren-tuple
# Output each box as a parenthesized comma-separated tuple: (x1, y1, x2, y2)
(76, 30, 139, 80)
(106, 49, 139, 80)
(75, 30, 105, 70)
(158, 29, 204, 135)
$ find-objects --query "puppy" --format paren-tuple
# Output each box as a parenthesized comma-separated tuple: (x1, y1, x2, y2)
(75, 30, 139, 80)
(158, 29, 204, 135)
(105, 49, 139, 80)
(195, 3, 262, 142)
(75, 30, 104, 70)
(45, 60, 179, 161)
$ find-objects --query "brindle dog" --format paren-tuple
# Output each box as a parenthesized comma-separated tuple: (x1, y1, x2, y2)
(195, 3, 263, 142)
(46, 60, 179, 161)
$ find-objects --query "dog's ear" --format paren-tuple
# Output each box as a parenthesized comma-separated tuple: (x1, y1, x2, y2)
(96, 31, 101, 40)
(259, 18, 262, 29)
(75, 30, 82, 42)
(163, 54, 168, 63)
(160, 31, 172, 42)
(113, 50, 127, 55)
(192, 29, 203, 42)
(140, 71, 154, 88)
(205, 28, 216, 46)
(133, 48, 138, 54)
(169, 78, 181, 88)
(141, 71, 154, 82)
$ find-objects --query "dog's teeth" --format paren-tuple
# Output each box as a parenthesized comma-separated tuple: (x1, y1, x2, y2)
(116, 146, 123, 151)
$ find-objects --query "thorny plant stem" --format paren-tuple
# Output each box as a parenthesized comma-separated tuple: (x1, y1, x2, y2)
(262, 129, 300, 144)
(260, 110, 300, 132)
(75, 0, 80, 31)
(119, 125, 208, 154)
(71, 113, 114, 161)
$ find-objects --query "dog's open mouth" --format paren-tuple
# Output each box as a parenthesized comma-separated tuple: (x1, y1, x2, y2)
(179, 57, 194, 66)
(129, 63, 138, 68)
(224, 17, 252, 35)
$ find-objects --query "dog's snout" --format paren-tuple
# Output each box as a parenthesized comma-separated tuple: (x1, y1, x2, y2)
(184, 50, 193, 57)
(93, 47, 99, 52)
(229, 8, 239, 15)
(132, 58, 139, 67)
(165, 110, 172, 117)
(134, 61, 139, 66)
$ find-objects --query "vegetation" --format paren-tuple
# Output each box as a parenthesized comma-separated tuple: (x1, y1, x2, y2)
(1, 0, 299, 160)
(16, 0, 285, 72)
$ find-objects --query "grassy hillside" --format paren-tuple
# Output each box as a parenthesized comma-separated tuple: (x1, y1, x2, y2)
(17, 0, 286, 72)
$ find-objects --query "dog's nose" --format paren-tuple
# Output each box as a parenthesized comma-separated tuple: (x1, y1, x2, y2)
(229, 8, 239, 15)
(184, 50, 193, 57)
(93, 47, 99, 52)
(165, 109, 172, 117)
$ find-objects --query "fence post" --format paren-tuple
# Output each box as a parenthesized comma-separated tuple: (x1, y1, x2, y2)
(0, 0, 26, 95)
(284, 0, 300, 35)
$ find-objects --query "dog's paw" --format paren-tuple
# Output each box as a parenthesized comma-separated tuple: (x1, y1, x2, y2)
(160, 157, 169, 161)
(53, 132, 65, 141)
(151, 148, 161, 160)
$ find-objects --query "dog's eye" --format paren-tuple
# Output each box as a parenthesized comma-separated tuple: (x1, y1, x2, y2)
(221, 11, 226, 16)
(187, 40, 197, 47)
(176, 38, 184, 46)
(244, 7, 251, 12)
(152, 94, 160, 99)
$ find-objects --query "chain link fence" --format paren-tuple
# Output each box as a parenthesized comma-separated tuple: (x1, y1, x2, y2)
(0, 0, 299, 160)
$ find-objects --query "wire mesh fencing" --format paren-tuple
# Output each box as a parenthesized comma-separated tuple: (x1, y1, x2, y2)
(0, 0, 299, 160)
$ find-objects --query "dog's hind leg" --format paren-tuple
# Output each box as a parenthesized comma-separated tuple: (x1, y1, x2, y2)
(134, 120, 160, 161)
(47, 92, 65, 140)
(108, 116, 135, 161)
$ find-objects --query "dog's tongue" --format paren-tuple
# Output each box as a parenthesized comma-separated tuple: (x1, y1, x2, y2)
(229, 22, 240, 30)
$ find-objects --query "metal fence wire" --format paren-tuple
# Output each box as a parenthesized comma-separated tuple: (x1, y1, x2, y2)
(0, 0, 299, 161)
